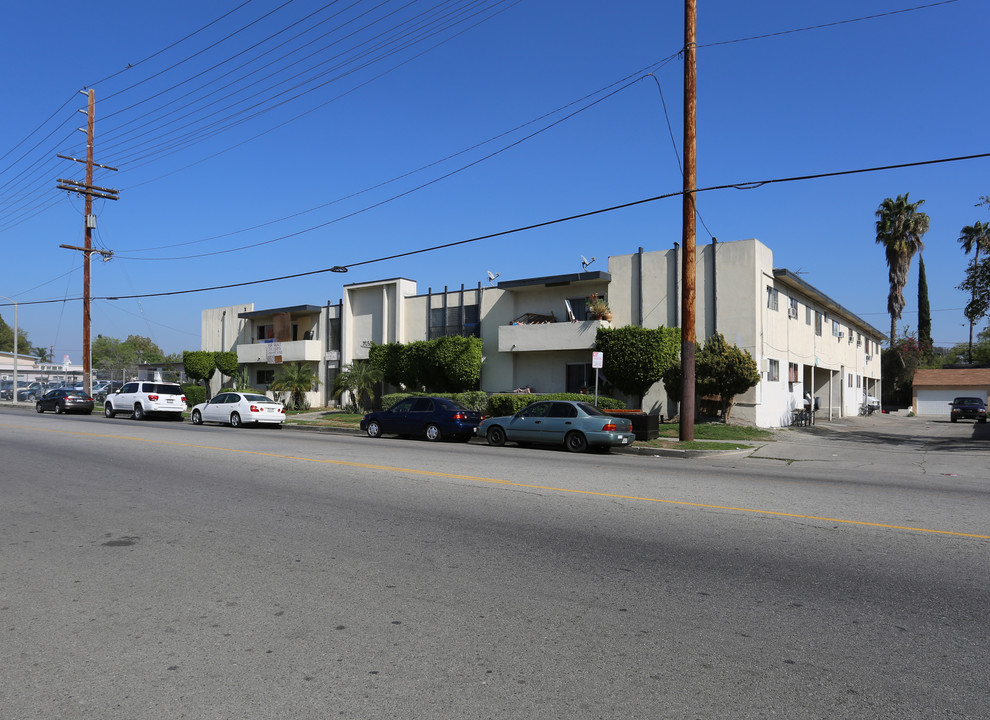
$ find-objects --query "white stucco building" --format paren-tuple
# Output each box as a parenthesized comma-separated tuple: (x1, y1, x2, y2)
(201, 238, 884, 427)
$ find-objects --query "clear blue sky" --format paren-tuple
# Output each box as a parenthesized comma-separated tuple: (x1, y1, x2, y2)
(1, 0, 987, 362)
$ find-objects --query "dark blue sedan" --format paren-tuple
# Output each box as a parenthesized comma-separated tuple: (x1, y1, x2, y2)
(360, 396, 483, 441)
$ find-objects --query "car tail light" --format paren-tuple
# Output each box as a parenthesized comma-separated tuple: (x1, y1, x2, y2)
(250, 405, 261, 413)
(148, 394, 159, 401)
(452, 412, 467, 420)
(181, 396, 186, 403)
(280, 407, 286, 414)
(602, 423, 617, 432)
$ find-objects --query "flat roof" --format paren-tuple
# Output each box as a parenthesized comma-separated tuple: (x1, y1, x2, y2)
(773, 268, 887, 340)
(497, 270, 610, 290)
(238, 304, 323, 319)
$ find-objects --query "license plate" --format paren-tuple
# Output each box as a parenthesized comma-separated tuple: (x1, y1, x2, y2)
(621, 437, 628, 444)
(166, 398, 174, 403)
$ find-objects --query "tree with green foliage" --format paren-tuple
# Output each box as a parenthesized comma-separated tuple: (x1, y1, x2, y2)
(661, 333, 760, 421)
(271, 361, 321, 410)
(957, 220, 990, 362)
(367, 336, 483, 393)
(958, 254, 990, 363)
(0, 314, 30, 355)
(183, 351, 216, 397)
(875, 193, 930, 344)
(595, 325, 680, 407)
(368, 343, 406, 388)
(695, 333, 761, 420)
(213, 351, 239, 387)
(333, 360, 382, 411)
(917, 255, 932, 360)
(881, 330, 925, 406)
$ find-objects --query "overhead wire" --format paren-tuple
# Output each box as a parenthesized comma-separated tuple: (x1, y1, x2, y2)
(5, 149, 988, 307)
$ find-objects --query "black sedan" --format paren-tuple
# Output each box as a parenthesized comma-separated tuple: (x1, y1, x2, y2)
(949, 397, 987, 423)
(36, 389, 95, 415)
(361, 396, 483, 441)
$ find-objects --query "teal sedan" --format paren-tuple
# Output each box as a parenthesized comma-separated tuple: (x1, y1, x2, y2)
(476, 400, 635, 453)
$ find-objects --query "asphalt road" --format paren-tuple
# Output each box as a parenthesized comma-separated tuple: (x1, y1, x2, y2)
(1, 409, 987, 719)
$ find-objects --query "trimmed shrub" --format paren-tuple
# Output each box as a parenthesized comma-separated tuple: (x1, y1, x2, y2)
(380, 390, 488, 412)
(182, 383, 206, 408)
(486, 393, 625, 417)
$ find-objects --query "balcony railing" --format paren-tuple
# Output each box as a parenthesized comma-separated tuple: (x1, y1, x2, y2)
(236, 339, 322, 364)
(498, 319, 609, 353)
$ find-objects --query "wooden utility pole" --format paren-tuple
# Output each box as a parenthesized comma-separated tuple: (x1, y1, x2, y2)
(57, 89, 118, 396)
(679, 0, 697, 441)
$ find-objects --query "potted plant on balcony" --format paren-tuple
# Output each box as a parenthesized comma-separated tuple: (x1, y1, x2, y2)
(586, 293, 611, 321)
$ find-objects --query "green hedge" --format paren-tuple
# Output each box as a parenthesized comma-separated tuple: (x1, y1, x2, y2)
(381, 391, 488, 412)
(380, 391, 625, 416)
(182, 383, 206, 408)
(486, 393, 625, 416)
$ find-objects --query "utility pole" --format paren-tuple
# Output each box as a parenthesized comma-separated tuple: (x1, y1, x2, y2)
(679, 0, 697, 442)
(57, 89, 117, 396)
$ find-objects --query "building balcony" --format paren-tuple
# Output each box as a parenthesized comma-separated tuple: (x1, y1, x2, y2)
(237, 339, 322, 364)
(498, 319, 609, 353)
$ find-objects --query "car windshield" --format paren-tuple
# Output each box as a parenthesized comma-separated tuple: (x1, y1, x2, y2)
(954, 397, 984, 405)
(66, 390, 89, 398)
(243, 394, 274, 403)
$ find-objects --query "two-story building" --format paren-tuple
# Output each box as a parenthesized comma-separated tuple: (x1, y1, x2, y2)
(201, 238, 884, 426)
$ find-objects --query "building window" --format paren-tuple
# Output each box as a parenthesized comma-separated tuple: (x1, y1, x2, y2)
(806, 306, 812, 325)
(788, 362, 799, 383)
(848, 373, 854, 387)
(815, 312, 823, 336)
(256, 323, 274, 341)
(766, 286, 778, 311)
(429, 303, 481, 339)
(768, 359, 780, 382)
(832, 320, 841, 337)
(256, 369, 275, 386)
(856, 375, 861, 388)
(788, 297, 798, 318)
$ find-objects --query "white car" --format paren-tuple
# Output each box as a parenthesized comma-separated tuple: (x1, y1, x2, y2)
(104, 381, 187, 420)
(190, 392, 285, 428)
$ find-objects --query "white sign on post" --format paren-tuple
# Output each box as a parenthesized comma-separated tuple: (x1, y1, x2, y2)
(591, 351, 603, 404)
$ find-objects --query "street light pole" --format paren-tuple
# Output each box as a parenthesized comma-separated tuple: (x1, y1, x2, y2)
(0, 295, 18, 405)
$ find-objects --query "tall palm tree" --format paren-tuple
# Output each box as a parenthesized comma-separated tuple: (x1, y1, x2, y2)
(875, 193, 930, 344)
(270, 362, 321, 410)
(958, 220, 990, 362)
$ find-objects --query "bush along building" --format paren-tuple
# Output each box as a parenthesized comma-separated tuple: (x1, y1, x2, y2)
(201, 238, 884, 427)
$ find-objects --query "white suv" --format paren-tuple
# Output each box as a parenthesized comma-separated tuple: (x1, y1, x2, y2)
(104, 381, 187, 421)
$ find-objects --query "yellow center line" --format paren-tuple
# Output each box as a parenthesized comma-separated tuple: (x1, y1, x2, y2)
(6, 423, 989, 540)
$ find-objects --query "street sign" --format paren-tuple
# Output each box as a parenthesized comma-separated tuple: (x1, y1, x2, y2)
(592, 351, 603, 368)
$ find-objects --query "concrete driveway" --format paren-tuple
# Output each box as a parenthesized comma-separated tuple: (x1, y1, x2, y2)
(748, 412, 989, 478)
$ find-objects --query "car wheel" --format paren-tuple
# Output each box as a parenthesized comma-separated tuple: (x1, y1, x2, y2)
(191, 410, 203, 425)
(366, 420, 382, 438)
(486, 426, 506, 447)
(36, 402, 44, 413)
(565, 431, 588, 453)
(951, 416, 957, 423)
(425, 423, 442, 442)
(133, 404, 145, 421)
(104, 403, 116, 418)
(55, 403, 64, 414)
(230, 412, 242, 428)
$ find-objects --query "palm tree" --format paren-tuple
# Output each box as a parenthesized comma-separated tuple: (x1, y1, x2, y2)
(270, 362, 321, 410)
(332, 360, 383, 412)
(958, 220, 990, 362)
(875, 193, 930, 344)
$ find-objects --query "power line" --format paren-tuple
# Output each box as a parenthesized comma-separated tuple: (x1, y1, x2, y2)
(4, 149, 988, 308)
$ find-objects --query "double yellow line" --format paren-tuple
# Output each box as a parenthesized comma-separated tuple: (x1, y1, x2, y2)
(7, 423, 989, 540)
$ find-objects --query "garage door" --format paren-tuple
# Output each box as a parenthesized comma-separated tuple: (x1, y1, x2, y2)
(916, 388, 988, 416)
